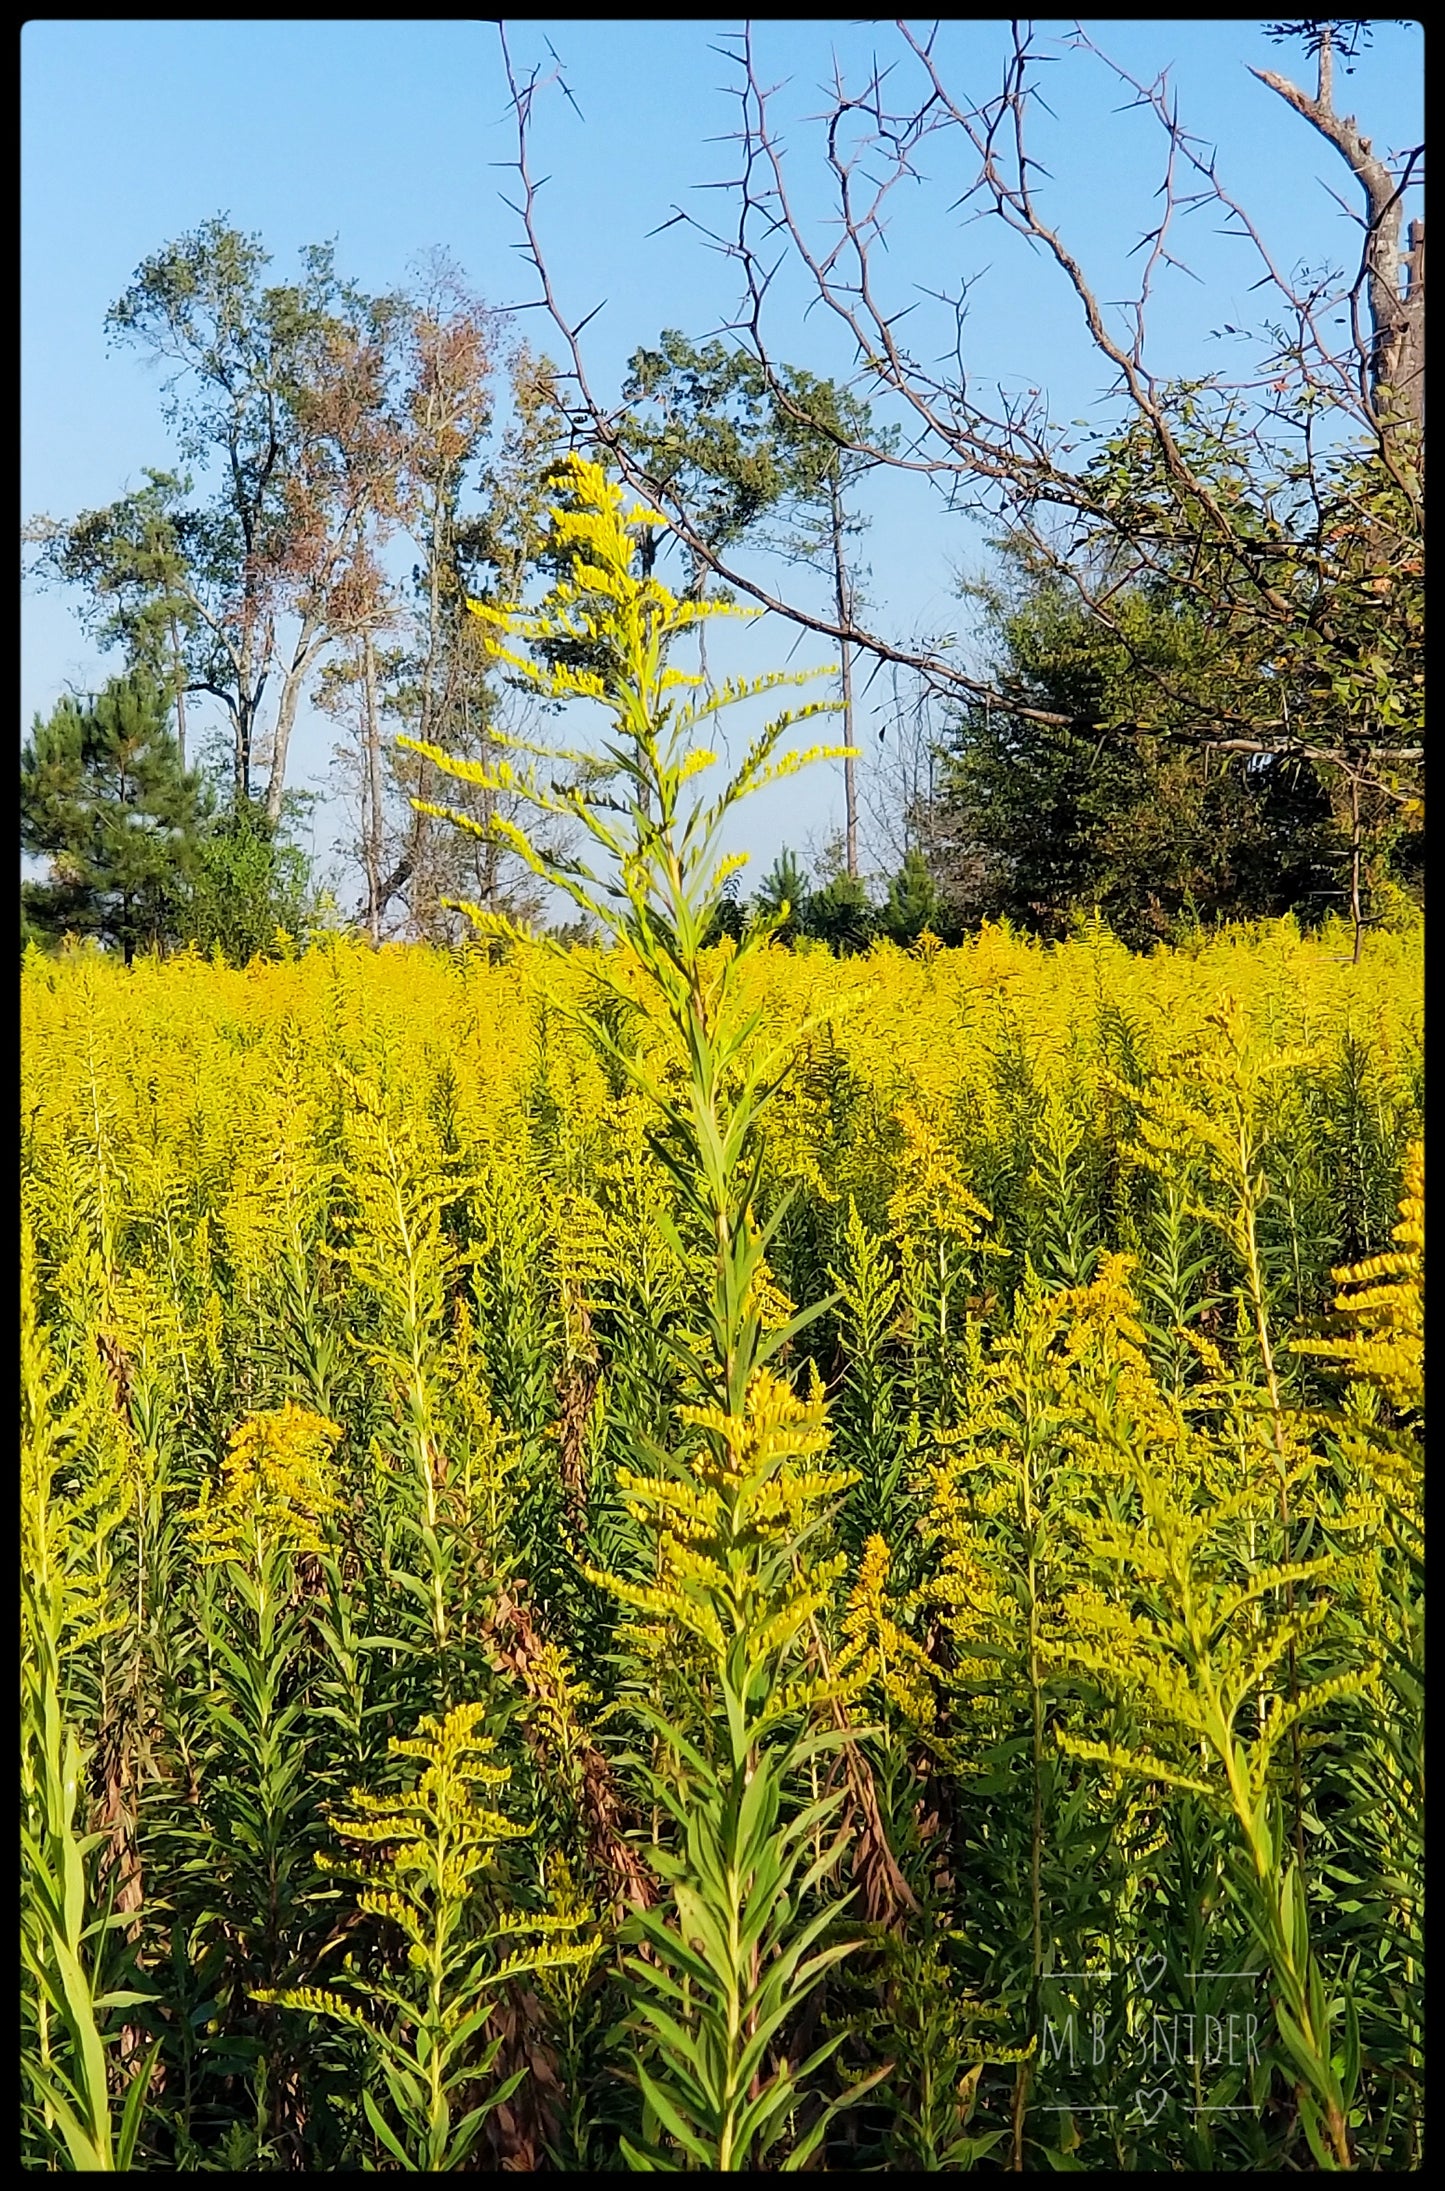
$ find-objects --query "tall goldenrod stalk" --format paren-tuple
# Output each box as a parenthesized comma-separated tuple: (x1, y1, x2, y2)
(1118, 1009, 1317, 1860)
(254, 1701, 595, 2172)
(182, 1403, 343, 1998)
(402, 454, 884, 2167)
(1042, 1265, 1378, 2172)
(21, 1224, 158, 2171)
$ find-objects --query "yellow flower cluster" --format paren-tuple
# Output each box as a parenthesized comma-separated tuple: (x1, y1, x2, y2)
(836, 1534, 936, 1727)
(327, 1701, 521, 1882)
(886, 1100, 993, 1247)
(185, 1401, 343, 1568)
(589, 1367, 856, 1671)
(1292, 1139, 1423, 1414)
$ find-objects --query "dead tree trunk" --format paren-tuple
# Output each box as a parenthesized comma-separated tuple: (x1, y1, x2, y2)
(167, 612, 188, 770)
(828, 469, 859, 879)
(1348, 771, 1365, 966)
(363, 629, 384, 946)
(264, 616, 327, 829)
(1253, 29, 1424, 462)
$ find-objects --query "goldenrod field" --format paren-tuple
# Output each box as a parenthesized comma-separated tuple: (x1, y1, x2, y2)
(21, 467, 1425, 2173)
(21, 913, 1423, 2171)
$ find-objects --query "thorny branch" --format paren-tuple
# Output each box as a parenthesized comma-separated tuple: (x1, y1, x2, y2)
(494, 21, 1421, 794)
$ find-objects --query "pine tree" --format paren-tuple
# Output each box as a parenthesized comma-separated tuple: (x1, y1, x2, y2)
(806, 871, 876, 956)
(752, 846, 811, 946)
(880, 846, 945, 947)
(20, 670, 206, 963)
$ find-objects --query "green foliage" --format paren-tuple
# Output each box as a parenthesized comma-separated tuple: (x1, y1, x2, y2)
(620, 331, 888, 573)
(837, 1930, 1012, 2170)
(620, 1727, 872, 2171)
(21, 670, 207, 965)
(806, 870, 876, 957)
(929, 546, 1347, 946)
(880, 846, 945, 947)
(22, 469, 202, 711)
(753, 846, 812, 945)
(21, 1224, 157, 2170)
(828, 1201, 909, 1555)
(178, 798, 319, 964)
(255, 1702, 594, 2172)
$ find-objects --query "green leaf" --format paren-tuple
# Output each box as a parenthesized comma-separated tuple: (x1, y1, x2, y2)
(116, 2038, 163, 2171)
(362, 2086, 416, 2171)
(634, 2061, 714, 2166)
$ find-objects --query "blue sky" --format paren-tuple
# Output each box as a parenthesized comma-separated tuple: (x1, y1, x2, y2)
(21, 17, 1424, 899)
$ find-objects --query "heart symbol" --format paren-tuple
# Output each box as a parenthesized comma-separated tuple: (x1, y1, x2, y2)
(1133, 2083, 1170, 2128)
(1134, 1951, 1167, 1998)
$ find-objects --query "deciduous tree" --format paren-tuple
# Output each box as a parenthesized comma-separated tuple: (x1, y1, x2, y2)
(27, 220, 408, 823)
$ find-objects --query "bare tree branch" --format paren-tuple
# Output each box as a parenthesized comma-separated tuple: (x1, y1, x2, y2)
(491, 19, 1421, 813)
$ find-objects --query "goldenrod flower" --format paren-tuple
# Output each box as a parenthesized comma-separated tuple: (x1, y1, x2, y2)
(1291, 1140, 1423, 1414)
(185, 1401, 342, 1567)
(838, 1533, 936, 1727)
